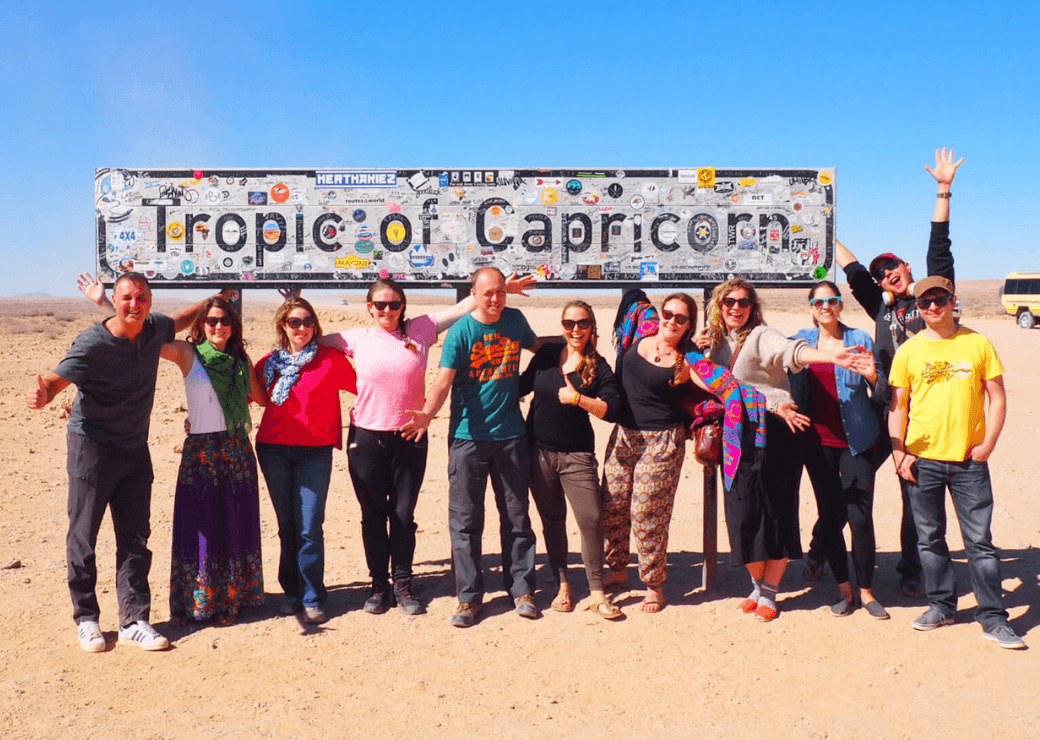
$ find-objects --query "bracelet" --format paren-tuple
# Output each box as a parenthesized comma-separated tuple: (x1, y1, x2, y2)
(937, 192, 951, 199)
(573, 392, 581, 405)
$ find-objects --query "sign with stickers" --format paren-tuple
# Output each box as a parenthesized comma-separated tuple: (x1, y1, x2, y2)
(95, 167, 836, 287)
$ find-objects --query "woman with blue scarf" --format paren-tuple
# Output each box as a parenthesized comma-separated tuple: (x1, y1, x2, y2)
(253, 296, 357, 625)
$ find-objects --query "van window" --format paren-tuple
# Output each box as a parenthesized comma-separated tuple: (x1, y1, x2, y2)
(1029, 279, 1040, 294)
(1005, 279, 1020, 295)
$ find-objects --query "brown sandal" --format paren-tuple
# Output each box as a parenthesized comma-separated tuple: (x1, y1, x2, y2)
(587, 598, 623, 621)
(551, 589, 575, 613)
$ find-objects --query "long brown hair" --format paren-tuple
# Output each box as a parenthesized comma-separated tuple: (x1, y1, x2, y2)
(661, 292, 698, 386)
(808, 280, 842, 328)
(273, 296, 323, 350)
(561, 300, 601, 387)
(187, 296, 247, 359)
(705, 278, 765, 353)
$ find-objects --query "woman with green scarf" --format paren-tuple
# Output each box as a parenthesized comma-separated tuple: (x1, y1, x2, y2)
(160, 296, 266, 626)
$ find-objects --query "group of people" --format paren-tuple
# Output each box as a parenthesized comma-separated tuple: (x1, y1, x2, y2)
(27, 148, 1024, 652)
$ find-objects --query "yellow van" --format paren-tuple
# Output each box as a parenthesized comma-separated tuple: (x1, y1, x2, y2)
(1001, 273, 1040, 328)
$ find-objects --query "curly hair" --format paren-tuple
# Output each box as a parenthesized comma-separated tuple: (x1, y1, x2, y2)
(660, 293, 699, 386)
(704, 278, 766, 353)
(187, 296, 247, 359)
(273, 296, 323, 350)
(561, 300, 602, 387)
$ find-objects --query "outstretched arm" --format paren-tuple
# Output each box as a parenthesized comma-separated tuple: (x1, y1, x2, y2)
(925, 147, 964, 223)
(835, 239, 857, 270)
(78, 273, 114, 313)
(400, 366, 456, 441)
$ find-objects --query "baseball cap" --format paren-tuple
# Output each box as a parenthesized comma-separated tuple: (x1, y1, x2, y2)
(913, 275, 955, 297)
(868, 253, 904, 277)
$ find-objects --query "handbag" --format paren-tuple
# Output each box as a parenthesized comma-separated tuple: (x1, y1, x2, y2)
(692, 402, 725, 466)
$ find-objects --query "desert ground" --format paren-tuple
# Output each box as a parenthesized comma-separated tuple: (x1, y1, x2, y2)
(1, 280, 1037, 740)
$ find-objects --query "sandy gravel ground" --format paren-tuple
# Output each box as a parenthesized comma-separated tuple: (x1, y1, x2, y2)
(0, 280, 1036, 740)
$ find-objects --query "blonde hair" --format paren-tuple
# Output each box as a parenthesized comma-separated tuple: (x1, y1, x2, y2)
(705, 278, 765, 353)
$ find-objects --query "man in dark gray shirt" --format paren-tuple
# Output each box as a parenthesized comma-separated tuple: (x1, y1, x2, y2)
(27, 273, 219, 652)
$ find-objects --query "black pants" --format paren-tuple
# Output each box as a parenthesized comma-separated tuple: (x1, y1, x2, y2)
(803, 444, 877, 588)
(66, 431, 154, 627)
(347, 426, 428, 585)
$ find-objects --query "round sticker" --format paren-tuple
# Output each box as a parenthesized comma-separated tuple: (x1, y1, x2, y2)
(658, 221, 677, 244)
(166, 222, 185, 240)
(263, 220, 281, 242)
(322, 223, 338, 240)
(529, 234, 545, 248)
(352, 209, 366, 222)
(180, 259, 196, 275)
(541, 188, 558, 205)
(818, 171, 834, 186)
(566, 179, 582, 195)
(813, 266, 829, 280)
(221, 220, 242, 242)
(193, 170, 204, 180)
(222, 257, 235, 269)
(386, 221, 407, 244)
(630, 195, 645, 210)
(488, 226, 504, 241)
(490, 205, 503, 217)
(607, 183, 623, 198)
(270, 183, 290, 203)
(582, 192, 600, 206)
(740, 224, 756, 240)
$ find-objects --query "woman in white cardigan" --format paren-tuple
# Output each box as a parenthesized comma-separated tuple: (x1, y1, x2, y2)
(696, 278, 865, 622)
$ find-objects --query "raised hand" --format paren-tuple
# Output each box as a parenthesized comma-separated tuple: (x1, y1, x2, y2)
(924, 147, 964, 186)
(26, 375, 48, 410)
(694, 326, 712, 350)
(505, 271, 537, 297)
(77, 272, 107, 307)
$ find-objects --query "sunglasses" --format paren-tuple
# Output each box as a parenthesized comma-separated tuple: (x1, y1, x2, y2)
(372, 301, 403, 311)
(916, 294, 954, 310)
(562, 318, 593, 331)
(661, 309, 690, 326)
(286, 316, 317, 329)
(810, 297, 842, 309)
(721, 297, 752, 309)
(871, 258, 903, 282)
(204, 315, 232, 327)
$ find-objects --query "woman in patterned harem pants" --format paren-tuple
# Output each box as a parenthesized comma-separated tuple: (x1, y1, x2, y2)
(602, 293, 705, 613)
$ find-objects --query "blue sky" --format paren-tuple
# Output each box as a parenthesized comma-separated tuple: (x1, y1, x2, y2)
(1, 0, 1036, 296)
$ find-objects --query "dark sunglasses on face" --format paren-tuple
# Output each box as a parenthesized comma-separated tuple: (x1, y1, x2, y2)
(661, 309, 690, 326)
(721, 297, 752, 309)
(810, 297, 842, 309)
(372, 301, 403, 311)
(204, 315, 232, 327)
(561, 318, 593, 331)
(916, 294, 954, 310)
(286, 316, 317, 329)
(871, 258, 903, 282)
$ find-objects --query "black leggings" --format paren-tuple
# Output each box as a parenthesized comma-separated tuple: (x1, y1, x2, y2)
(346, 426, 428, 585)
(803, 444, 877, 588)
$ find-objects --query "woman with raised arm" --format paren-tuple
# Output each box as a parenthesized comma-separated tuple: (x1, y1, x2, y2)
(321, 273, 535, 616)
(253, 296, 357, 625)
(696, 278, 860, 622)
(518, 300, 622, 619)
(792, 281, 889, 619)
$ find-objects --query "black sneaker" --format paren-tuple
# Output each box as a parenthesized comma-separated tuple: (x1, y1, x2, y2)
(393, 580, 426, 616)
(363, 584, 394, 615)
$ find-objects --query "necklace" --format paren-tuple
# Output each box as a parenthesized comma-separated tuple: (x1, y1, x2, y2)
(653, 341, 674, 365)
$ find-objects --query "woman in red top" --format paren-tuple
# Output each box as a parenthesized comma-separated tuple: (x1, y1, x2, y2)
(253, 297, 356, 624)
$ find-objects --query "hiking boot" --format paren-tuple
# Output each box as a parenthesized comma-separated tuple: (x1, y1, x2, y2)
(451, 601, 480, 628)
(514, 594, 541, 620)
(363, 584, 394, 615)
(393, 580, 426, 616)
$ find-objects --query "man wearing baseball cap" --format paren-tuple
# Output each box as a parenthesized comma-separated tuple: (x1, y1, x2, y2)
(887, 276, 1023, 648)
(804, 148, 963, 597)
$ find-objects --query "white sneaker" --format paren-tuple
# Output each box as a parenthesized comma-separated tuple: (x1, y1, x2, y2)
(118, 620, 170, 651)
(77, 621, 106, 652)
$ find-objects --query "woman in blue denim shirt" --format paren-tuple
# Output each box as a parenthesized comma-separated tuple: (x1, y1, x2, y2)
(791, 281, 890, 619)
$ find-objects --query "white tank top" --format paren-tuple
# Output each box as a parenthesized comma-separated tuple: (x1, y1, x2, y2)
(184, 355, 228, 434)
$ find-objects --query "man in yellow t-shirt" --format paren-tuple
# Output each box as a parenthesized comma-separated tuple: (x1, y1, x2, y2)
(888, 276, 1023, 649)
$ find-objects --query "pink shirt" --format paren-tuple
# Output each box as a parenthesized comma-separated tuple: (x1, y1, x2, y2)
(337, 315, 437, 431)
(256, 345, 357, 448)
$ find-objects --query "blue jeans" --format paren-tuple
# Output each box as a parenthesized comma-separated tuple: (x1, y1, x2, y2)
(448, 437, 536, 604)
(256, 443, 333, 608)
(905, 457, 1008, 628)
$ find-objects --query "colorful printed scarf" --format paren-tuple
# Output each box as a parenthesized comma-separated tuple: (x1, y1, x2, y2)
(613, 291, 767, 490)
(263, 340, 318, 406)
(196, 340, 252, 437)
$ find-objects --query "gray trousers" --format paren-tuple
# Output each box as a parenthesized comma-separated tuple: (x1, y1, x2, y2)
(529, 446, 605, 591)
